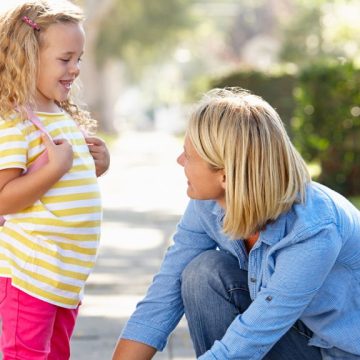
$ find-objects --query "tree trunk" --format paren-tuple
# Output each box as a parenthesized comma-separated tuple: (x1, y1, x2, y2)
(80, 0, 118, 133)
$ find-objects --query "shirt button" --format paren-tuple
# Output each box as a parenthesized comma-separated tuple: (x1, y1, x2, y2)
(265, 295, 273, 302)
(250, 277, 257, 283)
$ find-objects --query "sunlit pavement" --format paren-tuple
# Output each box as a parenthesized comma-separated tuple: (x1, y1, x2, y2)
(71, 131, 195, 359)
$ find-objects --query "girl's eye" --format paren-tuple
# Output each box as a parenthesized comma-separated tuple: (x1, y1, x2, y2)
(60, 58, 70, 62)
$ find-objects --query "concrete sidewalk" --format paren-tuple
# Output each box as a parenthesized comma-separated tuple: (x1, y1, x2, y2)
(71, 131, 195, 359)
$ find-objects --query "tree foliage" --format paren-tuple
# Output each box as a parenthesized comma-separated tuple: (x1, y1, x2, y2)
(95, 0, 193, 77)
(209, 60, 360, 196)
(293, 61, 360, 195)
(280, 0, 360, 67)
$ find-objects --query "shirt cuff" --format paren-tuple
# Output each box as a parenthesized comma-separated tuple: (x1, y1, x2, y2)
(121, 320, 168, 351)
(198, 350, 218, 359)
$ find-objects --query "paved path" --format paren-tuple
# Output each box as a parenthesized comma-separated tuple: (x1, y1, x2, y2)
(71, 131, 195, 359)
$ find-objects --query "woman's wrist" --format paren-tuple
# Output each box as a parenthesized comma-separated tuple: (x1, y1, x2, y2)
(112, 338, 156, 360)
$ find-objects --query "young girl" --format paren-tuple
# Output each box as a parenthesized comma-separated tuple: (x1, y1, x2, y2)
(113, 88, 360, 360)
(0, 1, 109, 359)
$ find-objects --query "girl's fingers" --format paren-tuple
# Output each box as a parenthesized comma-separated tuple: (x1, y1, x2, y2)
(85, 136, 105, 146)
(53, 138, 68, 146)
(42, 134, 69, 147)
(41, 133, 54, 147)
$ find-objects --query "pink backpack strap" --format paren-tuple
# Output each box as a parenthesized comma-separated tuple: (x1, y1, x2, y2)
(26, 109, 85, 138)
(26, 108, 51, 137)
(25, 110, 50, 174)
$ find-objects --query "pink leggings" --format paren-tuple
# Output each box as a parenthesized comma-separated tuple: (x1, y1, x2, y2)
(0, 277, 79, 360)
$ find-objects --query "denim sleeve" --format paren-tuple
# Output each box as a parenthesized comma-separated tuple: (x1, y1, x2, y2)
(199, 224, 342, 360)
(121, 200, 217, 350)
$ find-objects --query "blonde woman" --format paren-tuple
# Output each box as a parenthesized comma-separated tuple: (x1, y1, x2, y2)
(113, 88, 360, 360)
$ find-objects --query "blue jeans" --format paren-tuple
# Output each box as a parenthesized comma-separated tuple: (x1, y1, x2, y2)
(181, 250, 322, 359)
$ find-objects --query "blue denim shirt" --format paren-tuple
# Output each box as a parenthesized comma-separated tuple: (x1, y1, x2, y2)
(121, 182, 360, 359)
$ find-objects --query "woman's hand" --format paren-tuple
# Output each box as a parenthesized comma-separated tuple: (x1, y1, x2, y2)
(85, 136, 110, 177)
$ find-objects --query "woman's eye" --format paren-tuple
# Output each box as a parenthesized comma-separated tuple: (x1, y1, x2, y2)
(60, 58, 70, 62)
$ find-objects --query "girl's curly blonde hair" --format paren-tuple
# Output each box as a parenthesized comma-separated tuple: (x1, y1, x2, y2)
(0, 0, 96, 131)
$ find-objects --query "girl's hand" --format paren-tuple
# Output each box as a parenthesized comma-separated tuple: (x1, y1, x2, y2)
(0, 135, 73, 215)
(85, 136, 110, 177)
(42, 133, 73, 176)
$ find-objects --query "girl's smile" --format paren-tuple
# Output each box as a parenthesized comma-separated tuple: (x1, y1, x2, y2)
(59, 80, 74, 91)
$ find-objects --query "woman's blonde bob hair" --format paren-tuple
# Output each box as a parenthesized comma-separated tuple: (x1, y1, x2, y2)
(187, 88, 311, 239)
(0, 0, 95, 129)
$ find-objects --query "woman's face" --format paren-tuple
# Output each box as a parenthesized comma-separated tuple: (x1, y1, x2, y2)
(177, 136, 226, 207)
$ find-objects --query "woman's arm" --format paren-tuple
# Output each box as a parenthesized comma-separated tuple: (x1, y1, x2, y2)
(0, 134, 72, 214)
(116, 201, 217, 354)
(112, 339, 156, 360)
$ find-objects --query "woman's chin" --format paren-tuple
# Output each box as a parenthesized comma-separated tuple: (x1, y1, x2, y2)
(186, 188, 195, 199)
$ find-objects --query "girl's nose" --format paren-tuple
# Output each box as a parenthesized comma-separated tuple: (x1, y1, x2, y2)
(70, 62, 81, 76)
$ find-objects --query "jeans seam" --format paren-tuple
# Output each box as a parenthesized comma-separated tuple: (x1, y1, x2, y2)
(0, 277, 8, 305)
(15, 281, 20, 358)
(228, 286, 249, 292)
(227, 287, 250, 307)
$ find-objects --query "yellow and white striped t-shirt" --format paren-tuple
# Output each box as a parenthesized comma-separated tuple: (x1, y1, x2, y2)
(0, 111, 102, 308)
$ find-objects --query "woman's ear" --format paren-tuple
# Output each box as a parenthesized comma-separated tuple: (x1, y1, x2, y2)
(220, 170, 226, 190)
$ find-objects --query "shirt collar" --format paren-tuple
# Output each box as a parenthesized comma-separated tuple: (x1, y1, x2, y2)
(211, 201, 225, 221)
(211, 201, 287, 245)
(260, 213, 287, 245)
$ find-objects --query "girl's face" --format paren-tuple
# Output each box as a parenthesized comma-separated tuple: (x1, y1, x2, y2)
(36, 22, 85, 112)
(177, 136, 226, 207)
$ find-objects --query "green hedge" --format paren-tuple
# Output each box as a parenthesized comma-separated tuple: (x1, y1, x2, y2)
(211, 71, 296, 137)
(208, 62, 360, 196)
(293, 62, 360, 196)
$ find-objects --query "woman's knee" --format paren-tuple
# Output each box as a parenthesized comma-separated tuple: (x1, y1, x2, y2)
(182, 250, 224, 281)
(181, 250, 241, 298)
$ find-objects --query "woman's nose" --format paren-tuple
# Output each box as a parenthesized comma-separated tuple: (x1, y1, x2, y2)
(177, 153, 185, 167)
